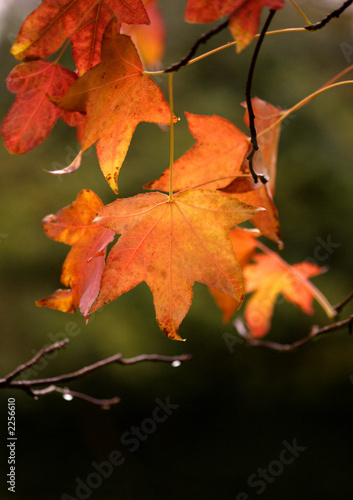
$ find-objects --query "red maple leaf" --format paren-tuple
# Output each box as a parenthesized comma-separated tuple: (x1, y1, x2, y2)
(54, 21, 175, 193)
(185, 0, 285, 52)
(36, 189, 115, 319)
(1, 61, 82, 154)
(11, 0, 150, 75)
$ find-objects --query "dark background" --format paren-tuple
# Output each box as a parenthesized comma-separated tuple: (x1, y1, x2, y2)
(1, 1, 353, 499)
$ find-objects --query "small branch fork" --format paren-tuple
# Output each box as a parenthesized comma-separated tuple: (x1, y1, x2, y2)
(233, 290, 353, 352)
(305, 0, 353, 31)
(0, 341, 191, 409)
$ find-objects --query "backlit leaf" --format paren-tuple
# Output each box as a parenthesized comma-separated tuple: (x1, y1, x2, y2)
(209, 228, 259, 322)
(11, 0, 150, 75)
(122, 0, 166, 68)
(185, 0, 285, 52)
(244, 253, 325, 337)
(145, 112, 249, 191)
(91, 190, 262, 339)
(1, 61, 82, 154)
(36, 189, 115, 319)
(55, 22, 175, 193)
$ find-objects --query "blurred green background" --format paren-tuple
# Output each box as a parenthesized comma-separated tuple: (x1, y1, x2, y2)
(1, 1, 353, 499)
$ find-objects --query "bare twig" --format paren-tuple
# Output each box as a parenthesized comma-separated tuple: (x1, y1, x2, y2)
(165, 18, 229, 73)
(233, 315, 353, 352)
(0, 340, 191, 408)
(305, 0, 353, 31)
(245, 9, 276, 184)
(3, 339, 69, 384)
(31, 385, 121, 409)
(333, 290, 353, 314)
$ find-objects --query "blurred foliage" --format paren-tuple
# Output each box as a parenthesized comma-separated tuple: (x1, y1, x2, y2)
(0, 1, 353, 499)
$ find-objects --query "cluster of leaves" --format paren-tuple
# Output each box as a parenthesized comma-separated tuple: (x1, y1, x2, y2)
(1, 0, 337, 341)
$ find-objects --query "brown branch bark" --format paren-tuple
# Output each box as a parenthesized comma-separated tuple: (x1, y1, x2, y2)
(245, 9, 276, 184)
(165, 18, 229, 73)
(305, 0, 353, 31)
(0, 340, 191, 408)
(233, 314, 353, 352)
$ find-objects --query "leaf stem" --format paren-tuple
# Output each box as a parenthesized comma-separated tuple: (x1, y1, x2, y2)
(146, 28, 307, 76)
(165, 18, 229, 73)
(289, 0, 312, 25)
(257, 79, 353, 139)
(168, 72, 175, 202)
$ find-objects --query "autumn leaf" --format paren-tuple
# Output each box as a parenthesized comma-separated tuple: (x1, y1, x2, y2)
(185, 0, 284, 52)
(36, 190, 115, 319)
(11, 0, 150, 76)
(209, 228, 259, 322)
(1, 61, 82, 155)
(244, 253, 327, 338)
(145, 112, 249, 192)
(147, 100, 282, 245)
(242, 97, 282, 194)
(220, 98, 283, 245)
(122, 0, 166, 68)
(91, 190, 262, 340)
(54, 21, 175, 193)
(220, 156, 282, 246)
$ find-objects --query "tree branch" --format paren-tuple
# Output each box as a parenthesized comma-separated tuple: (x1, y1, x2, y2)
(305, 0, 353, 31)
(333, 290, 353, 314)
(233, 313, 353, 352)
(3, 339, 69, 384)
(165, 18, 229, 73)
(245, 9, 276, 184)
(0, 340, 191, 408)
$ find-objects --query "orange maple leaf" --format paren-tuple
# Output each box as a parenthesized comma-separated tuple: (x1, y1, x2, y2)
(145, 112, 249, 191)
(209, 228, 259, 322)
(1, 61, 82, 154)
(54, 21, 175, 194)
(91, 190, 262, 340)
(242, 97, 282, 194)
(185, 0, 284, 52)
(122, 0, 166, 68)
(11, 0, 149, 76)
(244, 253, 326, 338)
(36, 189, 115, 319)
(220, 156, 281, 245)
(220, 98, 283, 245)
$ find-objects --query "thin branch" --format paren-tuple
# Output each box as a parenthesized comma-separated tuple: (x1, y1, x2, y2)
(31, 385, 121, 409)
(245, 9, 276, 184)
(233, 315, 353, 352)
(0, 340, 191, 408)
(3, 339, 69, 384)
(164, 18, 229, 73)
(146, 28, 307, 76)
(305, 0, 353, 31)
(333, 290, 353, 314)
